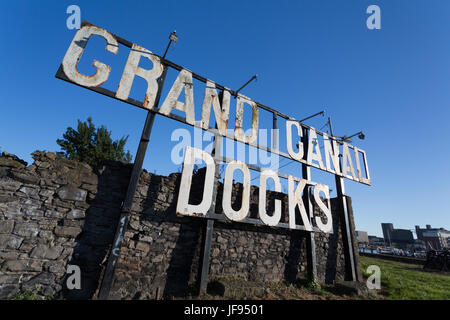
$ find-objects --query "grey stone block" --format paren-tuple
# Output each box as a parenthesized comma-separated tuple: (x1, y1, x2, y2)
(66, 209, 85, 219)
(54, 226, 82, 238)
(0, 220, 14, 234)
(30, 245, 64, 260)
(57, 185, 87, 202)
(0, 234, 23, 249)
(13, 223, 39, 237)
(19, 186, 39, 197)
(4, 259, 28, 272)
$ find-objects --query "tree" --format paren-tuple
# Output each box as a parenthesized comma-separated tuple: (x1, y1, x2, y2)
(56, 117, 132, 166)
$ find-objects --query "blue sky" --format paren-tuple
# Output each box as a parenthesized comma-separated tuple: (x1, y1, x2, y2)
(1, 1, 449, 237)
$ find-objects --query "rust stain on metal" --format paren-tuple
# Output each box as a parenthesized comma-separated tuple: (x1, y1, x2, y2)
(57, 22, 371, 188)
(62, 25, 118, 88)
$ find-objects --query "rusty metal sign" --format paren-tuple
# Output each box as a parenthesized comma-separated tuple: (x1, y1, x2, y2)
(56, 21, 371, 233)
(56, 22, 370, 184)
(57, 20, 370, 298)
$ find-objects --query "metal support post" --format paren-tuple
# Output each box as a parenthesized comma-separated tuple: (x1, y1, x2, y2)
(301, 126, 317, 282)
(272, 113, 278, 150)
(199, 103, 223, 295)
(98, 67, 168, 299)
(328, 117, 358, 281)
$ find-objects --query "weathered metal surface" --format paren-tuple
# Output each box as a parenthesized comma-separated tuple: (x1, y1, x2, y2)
(307, 128, 325, 170)
(56, 21, 371, 186)
(204, 211, 322, 232)
(342, 142, 357, 180)
(175, 147, 332, 232)
(234, 74, 257, 97)
(287, 176, 313, 231)
(176, 146, 216, 217)
(323, 132, 341, 174)
(339, 185, 357, 281)
(272, 113, 278, 149)
(159, 69, 196, 125)
(328, 117, 358, 281)
(286, 120, 304, 161)
(98, 65, 169, 300)
(353, 147, 370, 184)
(258, 170, 282, 226)
(116, 44, 164, 109)
(222, 160, 251, 222)
(234, 94, 259, 144)
(55, 20, 371, 300)
(199, 127, 222, 294)
(62, 25, 118, 88)
(199, 219, 214, 294)
(174, 150, 326, 232)
(313, 184, 332, 233)
(200, 81, 231, 136)
(302, 126, 317, 281)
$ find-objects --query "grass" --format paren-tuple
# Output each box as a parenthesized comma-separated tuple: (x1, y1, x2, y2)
(14, 288, 41, 300)
(360, 256, 450, 300)
(193, 276, 360, 300)
(195, 257, 450, 300)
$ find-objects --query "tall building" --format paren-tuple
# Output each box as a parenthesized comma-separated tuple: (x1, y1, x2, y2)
(381, 223, 394, 244)
(415, 224, 450, 250)
(355, 231, 369, 244)
(381, 223, 414, 245)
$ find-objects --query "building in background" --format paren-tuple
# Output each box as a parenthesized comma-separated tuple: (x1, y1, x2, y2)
(368, 235, 385, 246)
(413, 239, 426, 250)
(356, 231, 369, 244)
(381, 223, 414, 246)
(416, 225, 450, 250)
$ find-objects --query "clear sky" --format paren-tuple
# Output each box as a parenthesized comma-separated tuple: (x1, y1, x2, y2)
(1, 1, 449, 237)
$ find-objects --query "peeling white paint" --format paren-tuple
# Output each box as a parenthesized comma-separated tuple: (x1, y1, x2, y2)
(116, 44, 163, 109)
(159, 69, 196, 125)
(258, 170, 282, 226)
(222, 160, 250, 222)
(62, 25, 118, 87)
(288, 176, 312, 231)
(176, 146, 215, 216)
(234, 94, 259, 144)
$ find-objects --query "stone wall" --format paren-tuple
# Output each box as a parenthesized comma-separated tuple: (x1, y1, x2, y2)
(108, 169, 347, 299)
(0, 151, 130, 299)
(0, 151, 357, 300)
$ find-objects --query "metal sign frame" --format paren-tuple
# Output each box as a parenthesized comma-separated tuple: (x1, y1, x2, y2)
(56, 20, 369, 298)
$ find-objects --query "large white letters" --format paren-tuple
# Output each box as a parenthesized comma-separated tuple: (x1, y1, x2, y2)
(116, 44, 163, 109)
(159, 69, 196, 125)
(62, 25, 118, 87)
(313, 184, 332, 233)
(200, 80, 231, 136)
(258, 170, 282, 226)
(234, 95, 259, 144)
(176, 146, 215, 216)
(222, 160, 251, 222)
(286, 120, 304, 161)
(287, 176, 312, 231)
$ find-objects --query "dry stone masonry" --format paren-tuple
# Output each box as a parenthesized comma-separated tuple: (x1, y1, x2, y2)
(0, 151, 358, 299)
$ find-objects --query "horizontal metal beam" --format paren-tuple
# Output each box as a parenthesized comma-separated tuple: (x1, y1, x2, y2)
(59, 21, 370, 186)
(200, 211, 322, 233)
(55, 65, 369, 186)
(78, 21, 318, 124)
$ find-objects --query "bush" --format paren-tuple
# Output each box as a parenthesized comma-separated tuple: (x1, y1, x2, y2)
(56, 117, 132, 166)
